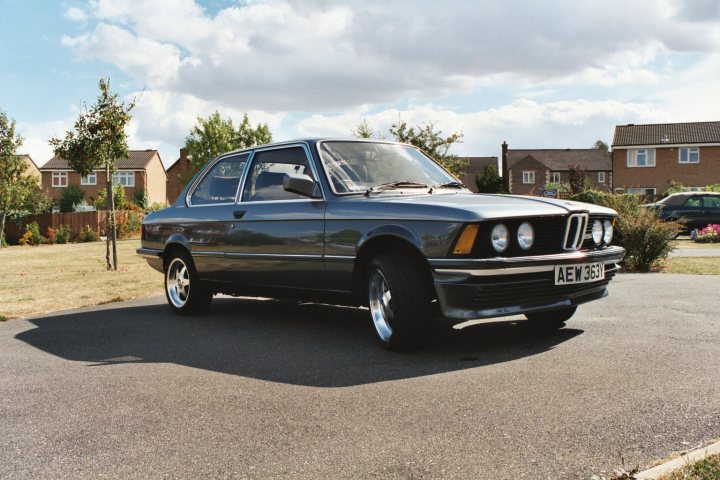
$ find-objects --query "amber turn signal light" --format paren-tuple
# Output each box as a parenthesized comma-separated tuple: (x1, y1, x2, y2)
(453, 224, 479, 254)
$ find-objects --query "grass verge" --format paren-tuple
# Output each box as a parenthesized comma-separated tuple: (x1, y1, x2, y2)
(0, 239, 163, 320)
(661, 257, 720, 275)
(670, 240, 720, 250)
(656, 453, 720, 480)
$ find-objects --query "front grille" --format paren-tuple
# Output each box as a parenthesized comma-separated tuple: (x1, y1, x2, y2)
(471, 265, 618, 310)
(563, 213, 588, 251)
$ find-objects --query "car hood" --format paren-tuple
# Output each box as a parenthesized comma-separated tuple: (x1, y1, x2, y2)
(332, 192, 617, 222)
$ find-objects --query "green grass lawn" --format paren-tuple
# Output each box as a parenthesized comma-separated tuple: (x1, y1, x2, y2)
(0, 239, 163, 320)
(661, 257, 720, 275)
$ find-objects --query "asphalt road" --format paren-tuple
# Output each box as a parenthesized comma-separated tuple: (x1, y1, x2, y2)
(1, 273, 719, 479)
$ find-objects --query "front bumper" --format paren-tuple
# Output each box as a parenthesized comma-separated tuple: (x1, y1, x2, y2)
(429, 245, 625, 321)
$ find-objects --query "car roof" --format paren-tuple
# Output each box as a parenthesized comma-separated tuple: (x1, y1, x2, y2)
(219, 138, 417, 158)
(660, 191, 720, 205)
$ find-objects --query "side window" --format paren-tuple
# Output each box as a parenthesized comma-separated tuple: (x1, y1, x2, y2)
(705, 196, 720, 208)
(683, 196, 702, 208)
(242, 147, 315, 202)
(190, 154, 249, 205)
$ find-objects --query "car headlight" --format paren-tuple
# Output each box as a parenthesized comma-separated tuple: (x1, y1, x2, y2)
(603, 219, 614, 244)
(491, 224, 509, 252)
(592, 220, 603, 245)
(517, 222, 534, 250)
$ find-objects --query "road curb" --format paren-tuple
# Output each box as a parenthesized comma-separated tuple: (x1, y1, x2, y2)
(636, 440, 720, 479)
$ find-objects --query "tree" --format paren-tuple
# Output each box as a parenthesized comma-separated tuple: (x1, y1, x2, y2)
(184, 111, 272, 173)
(593, 139, 609, 152)
(352, 118, 375, 139)
(475, 164, 505, 193)
(568, 163, 587, 194)
(50, 78, 136, 270)
(0, 110, 38, 248)
(388, 121, 467, 177)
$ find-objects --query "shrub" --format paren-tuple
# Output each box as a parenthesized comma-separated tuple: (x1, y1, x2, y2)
(569, 190, 681, 271)
(148, 201, 168, 211)
(59, 185, 85, 212)
(124, 211, 142, 236)
(18, 222, 45, 246)
(695, 224, 720, 243)
(55, 224, 70, 244)
(94, 185, 127, 210)
(113, 184, 126, 210)
(475, 165, 505, 193)
(77, 224, 97, 242)
(45, 227, 57, 244)
(133, 189, 149, 209)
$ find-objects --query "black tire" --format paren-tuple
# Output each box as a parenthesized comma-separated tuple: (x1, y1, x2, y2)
(164, 250, 213, 315)
(367, 253, 433, 350)
(524, 306, 576, 330)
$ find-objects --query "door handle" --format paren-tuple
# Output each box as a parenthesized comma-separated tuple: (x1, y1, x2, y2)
(233, 210, 246, 219)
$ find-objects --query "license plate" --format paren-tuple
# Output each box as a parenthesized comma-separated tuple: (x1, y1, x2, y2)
(554, 262, 605, 285)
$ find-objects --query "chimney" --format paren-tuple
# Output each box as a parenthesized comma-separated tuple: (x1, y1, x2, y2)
(501, 141, 509, 192)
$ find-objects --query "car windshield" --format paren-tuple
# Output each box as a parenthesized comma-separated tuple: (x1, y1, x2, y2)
(318, 141, 458, 194)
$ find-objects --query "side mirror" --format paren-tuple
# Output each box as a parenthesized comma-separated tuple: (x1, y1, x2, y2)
(283, 173, 321, 198)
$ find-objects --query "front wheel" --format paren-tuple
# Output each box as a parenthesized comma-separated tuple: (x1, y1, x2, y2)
(524, 306, 576, 330)
(165, 251, 213, 315)
(367, 253, 433, 351)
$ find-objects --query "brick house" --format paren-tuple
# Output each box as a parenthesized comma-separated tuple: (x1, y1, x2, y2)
(165, 148, 193, 204)
(39, 150, 166, 205)
(458, 156, 499, 192)
(19, 154, 41, 182)
(503, 144, 612, 195)
(612, 121, 720, 195)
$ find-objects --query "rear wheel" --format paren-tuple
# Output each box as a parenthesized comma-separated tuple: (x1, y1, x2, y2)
(524, 306, 576, 330)
(367, 253, 433, 350)
(165, 251, 213, 315)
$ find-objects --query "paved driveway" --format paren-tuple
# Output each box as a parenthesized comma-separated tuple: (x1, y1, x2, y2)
(1, 274, 718, 479)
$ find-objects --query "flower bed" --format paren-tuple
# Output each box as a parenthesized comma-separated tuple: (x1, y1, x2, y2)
(693, 224, 720, 243)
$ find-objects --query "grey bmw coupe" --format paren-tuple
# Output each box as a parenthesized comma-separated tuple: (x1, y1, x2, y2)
(138, 139, 625, 350)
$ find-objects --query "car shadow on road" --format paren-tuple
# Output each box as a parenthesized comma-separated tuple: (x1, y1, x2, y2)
(16, 297, 583, 387)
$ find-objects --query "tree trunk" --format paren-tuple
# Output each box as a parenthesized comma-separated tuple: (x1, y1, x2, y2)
(0, 212, 6, 248)
(105, 165, 112, 270)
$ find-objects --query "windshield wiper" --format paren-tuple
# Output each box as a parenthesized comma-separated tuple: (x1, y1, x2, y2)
(365, 181, 430, 196)
(428, 181, 465, 193)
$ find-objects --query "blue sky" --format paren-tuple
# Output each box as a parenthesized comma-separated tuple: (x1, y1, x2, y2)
(2, 0, 719, 167)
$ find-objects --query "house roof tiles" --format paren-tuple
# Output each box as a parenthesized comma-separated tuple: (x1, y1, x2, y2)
(507, 149, 610, 171)
(612, 121, 720, 147)
(40, 150, 159, 170)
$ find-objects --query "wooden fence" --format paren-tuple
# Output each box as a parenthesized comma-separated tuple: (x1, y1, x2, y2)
(4, 210, 142, 243)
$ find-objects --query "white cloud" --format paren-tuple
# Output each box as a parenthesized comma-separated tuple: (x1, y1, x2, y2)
(60, 0, 720, 112)
(64, 7, 88, 22)
(294, 99, 668, 156)
(16, 120, 74, 166)
(48, 0, 720, 165)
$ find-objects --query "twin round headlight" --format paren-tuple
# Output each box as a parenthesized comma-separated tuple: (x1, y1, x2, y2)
(591, 219, 615, 245)
(491, 222, 534, 252)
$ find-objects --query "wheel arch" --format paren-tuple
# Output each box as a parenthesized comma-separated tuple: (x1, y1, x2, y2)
(162, 235, 192, 271)
(352, 232, 433, 305)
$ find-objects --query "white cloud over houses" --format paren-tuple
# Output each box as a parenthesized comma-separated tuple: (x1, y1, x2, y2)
(17, 0, 720, 161)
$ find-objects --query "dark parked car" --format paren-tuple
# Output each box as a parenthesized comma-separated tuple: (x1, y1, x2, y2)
(645, 192, 720, 231)
(138, 139, 625, 350)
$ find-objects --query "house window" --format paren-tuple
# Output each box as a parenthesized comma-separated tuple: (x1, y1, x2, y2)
(52, 171, 68, 187)
(112, 171, 135, 187)
(522, 171, 535, 184)
(598, 172, 605, 183)
(679, 147, 699, 164)
(627, 187, 656, 195)
(80, 172, 97, 185)
(627, 149, 656, 167)
(550, 172, 561, 184)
